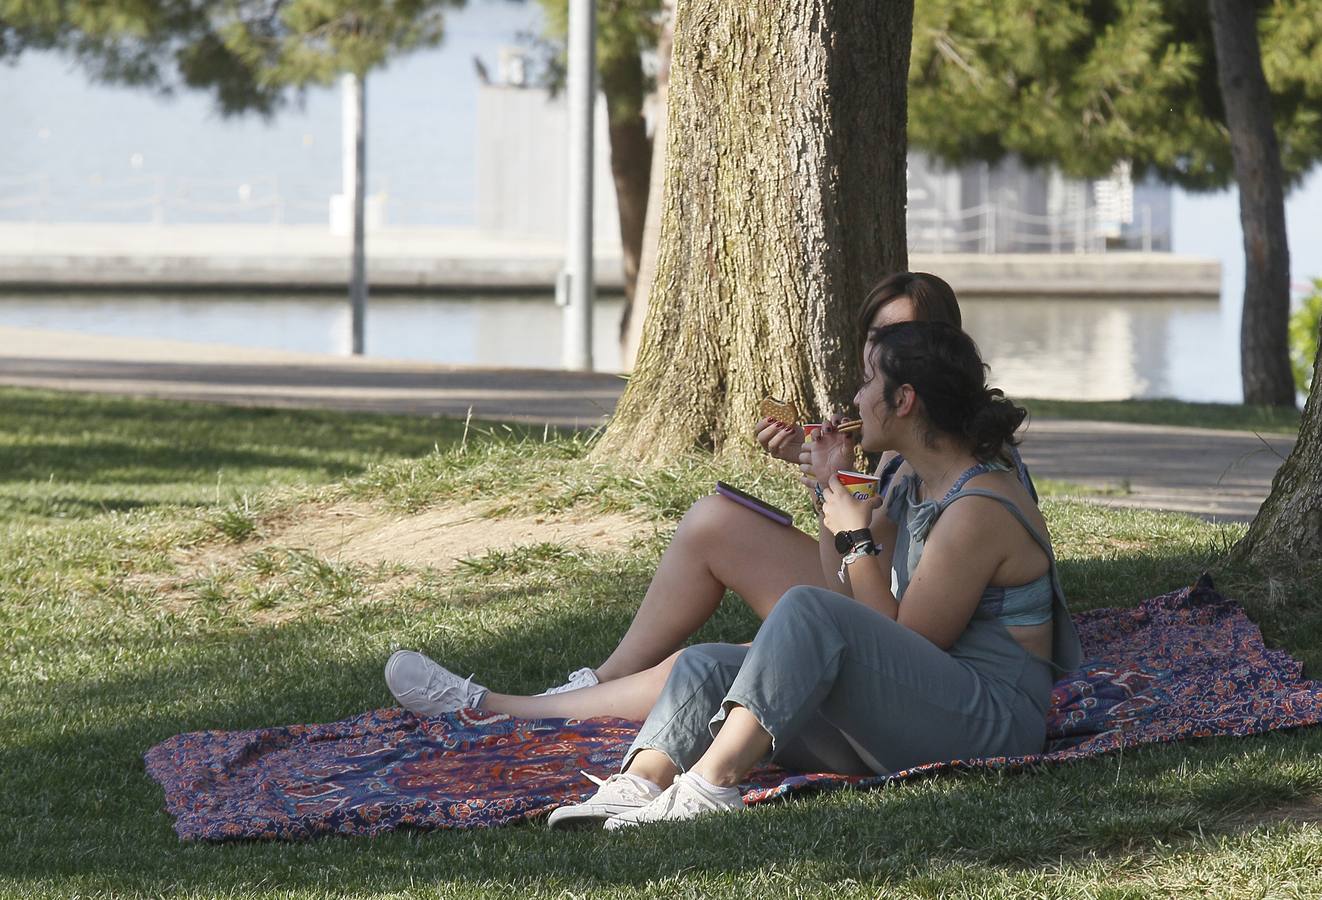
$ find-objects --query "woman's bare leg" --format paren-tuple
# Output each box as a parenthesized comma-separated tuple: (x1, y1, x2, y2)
(688, 706, 772, 787)
(481, 651, 687, 721)
(593, 495, 825, 682)
(625, 749, 680, 790)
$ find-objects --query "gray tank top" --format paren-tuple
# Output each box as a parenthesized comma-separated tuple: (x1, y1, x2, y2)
(885, 462, 1083, 674)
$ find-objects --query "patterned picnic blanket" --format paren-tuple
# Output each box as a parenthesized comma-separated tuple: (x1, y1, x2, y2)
(144, 576, 1322, 841)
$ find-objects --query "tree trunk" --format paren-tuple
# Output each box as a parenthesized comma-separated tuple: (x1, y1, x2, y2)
(620, 0, 674, 369)
(599, 45, 653, 348)
(1208, 0, 1295, 408)
(1234, 343, 1322, 565)
(593, 0, 912, 464)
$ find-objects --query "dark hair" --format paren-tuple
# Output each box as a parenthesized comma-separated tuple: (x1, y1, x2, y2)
(867, 321, 1025, 461)
(857, 272, 963, 347)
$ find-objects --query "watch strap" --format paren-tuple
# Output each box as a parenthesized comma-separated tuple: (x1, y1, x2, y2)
(834, 528, 875, 554)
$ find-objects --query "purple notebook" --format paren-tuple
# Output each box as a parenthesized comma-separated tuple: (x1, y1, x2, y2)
(714, 481, 793, 526)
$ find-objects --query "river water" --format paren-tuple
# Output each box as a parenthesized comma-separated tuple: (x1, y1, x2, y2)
(0, 291, 1238, 403)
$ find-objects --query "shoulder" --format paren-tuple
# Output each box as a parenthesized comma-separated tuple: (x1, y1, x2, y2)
(929, 492, 1002, 537)
(936, 476, 1048, 546)
(930, 486, 1024, 548)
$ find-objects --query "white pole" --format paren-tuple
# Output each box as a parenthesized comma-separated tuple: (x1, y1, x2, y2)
(562, 0, 595, 371)
(344, 72, 367, 356)
(342, 74, 356, 201)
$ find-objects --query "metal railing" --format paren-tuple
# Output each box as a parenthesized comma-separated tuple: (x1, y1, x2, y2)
(0, 173, 1161, 252)
(906, 203, 1157, 254)
(0, 173, 472, 227)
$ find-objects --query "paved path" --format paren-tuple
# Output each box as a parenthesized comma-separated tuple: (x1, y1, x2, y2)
(0, 326, 1295, 523)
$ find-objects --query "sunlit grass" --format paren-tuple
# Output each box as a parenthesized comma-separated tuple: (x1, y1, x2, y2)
(1022, 397, 1302, 435)
(1, 388, 1319, 898)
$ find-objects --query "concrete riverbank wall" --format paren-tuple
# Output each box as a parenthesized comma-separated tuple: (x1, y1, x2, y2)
(0, 223, 1220, 296)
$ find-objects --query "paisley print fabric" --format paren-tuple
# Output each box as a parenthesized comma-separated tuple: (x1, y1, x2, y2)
(145, 577, 1322, 841)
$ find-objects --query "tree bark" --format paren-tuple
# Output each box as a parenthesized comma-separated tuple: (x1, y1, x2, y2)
(1208, 0, 1295, 408)
(599, 46, 653, 346)
(620, 0, 674, 369)
(594, 0, 912, 464)
(1234, 343, 1322, 565)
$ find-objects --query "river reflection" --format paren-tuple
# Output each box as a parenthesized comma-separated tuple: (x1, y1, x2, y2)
(0, 292, 1235, 402)
(960, 297, 1233, 402)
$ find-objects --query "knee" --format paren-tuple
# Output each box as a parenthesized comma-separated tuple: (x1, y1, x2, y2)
(767, 585, 840, 629)
(677, 493, 746, 543)
(667, 643, 743, 688)
(775, 585, 830, 616)
(673, 643, 725, 675)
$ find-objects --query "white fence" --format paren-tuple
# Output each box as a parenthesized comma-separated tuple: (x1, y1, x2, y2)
(0, 173, 470, 227)
(0, 172, 1158, 252)
(908, 203, 1158, 254)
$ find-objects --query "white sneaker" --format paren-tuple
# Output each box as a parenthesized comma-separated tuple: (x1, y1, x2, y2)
(603, 772, 745, 830)
(384, 649, 488, 716)
(538, 666, 600, 696)
(547, 772, 662, 830)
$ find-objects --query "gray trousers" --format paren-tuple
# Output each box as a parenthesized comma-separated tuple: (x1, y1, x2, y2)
(624, 586, 1056, 776)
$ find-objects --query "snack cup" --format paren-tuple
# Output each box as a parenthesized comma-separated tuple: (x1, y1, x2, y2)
(836, 470, 881, 501)
(802, 423, 823, 444)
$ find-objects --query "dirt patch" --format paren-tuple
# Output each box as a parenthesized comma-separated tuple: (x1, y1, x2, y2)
(266, 500, 655, 568)
(133, 500, 658, 622)
(1226, 796, 1322, 832)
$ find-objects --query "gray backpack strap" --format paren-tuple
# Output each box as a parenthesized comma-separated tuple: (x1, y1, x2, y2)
(940, 488, 1083, 674)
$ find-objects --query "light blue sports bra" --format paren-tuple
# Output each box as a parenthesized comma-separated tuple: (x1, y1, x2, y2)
(886, 461, 1053, 627)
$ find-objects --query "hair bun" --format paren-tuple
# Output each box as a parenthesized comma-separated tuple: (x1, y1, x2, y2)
(965, 389, 1027, 460)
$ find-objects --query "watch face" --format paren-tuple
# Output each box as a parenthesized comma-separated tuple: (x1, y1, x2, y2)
(836, 529, 873, 554)
(834, 531, 854, 554)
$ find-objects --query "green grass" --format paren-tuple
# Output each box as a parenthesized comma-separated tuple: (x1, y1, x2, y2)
(2, 387, 1321, 898)
(1023, 398, 1302, 435)
(0, 387, 509, 525)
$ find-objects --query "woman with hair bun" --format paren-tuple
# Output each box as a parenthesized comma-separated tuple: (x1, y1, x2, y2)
(546, 320, 1082, 829)
(385, 274, 986, 715)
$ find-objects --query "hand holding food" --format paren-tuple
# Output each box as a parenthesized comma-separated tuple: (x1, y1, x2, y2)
(756, 397, 806, 463)
(799, 414, 857, 487)
(755, 416, 805, 463)
(820, 472, 882, 534)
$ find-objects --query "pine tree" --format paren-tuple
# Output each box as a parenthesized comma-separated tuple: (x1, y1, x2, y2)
(908, 0, 1322, 407)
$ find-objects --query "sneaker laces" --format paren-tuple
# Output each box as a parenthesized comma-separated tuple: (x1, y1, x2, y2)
(647, 780, 709, 820)
(582, 771, 657, 804)
(615, 773, 742, 826)
(424, 671, 477, 706)
(542, 667, 599, 695)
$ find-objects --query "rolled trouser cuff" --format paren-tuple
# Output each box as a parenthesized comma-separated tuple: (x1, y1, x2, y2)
(620, 643, 749, 773)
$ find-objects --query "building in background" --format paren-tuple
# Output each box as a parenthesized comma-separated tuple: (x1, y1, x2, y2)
(2, 40, 1172, 256)
(474, 57, 1173, 256)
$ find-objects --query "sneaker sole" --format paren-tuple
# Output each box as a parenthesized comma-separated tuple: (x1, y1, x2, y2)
(384, 649, 415, 705)
(547, 804, 638, 830)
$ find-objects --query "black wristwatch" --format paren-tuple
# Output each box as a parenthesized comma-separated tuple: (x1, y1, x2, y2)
(834, 528, 875, 554)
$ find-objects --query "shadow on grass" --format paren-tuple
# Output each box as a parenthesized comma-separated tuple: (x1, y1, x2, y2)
(5, 545, 1322, 894)
(0, 440, 394, 486)
(0, 494, 163, 518)
(0, 387, 498, 483)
